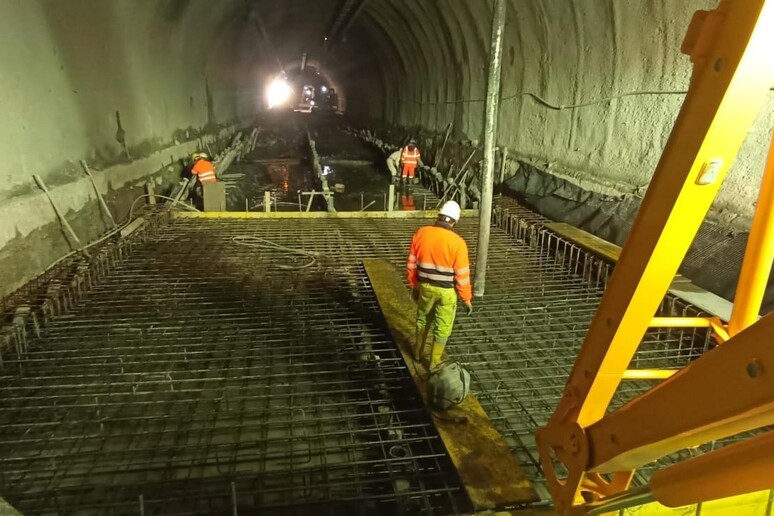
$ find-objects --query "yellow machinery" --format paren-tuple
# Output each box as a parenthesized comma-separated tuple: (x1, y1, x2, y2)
(536, 1, 774, 513)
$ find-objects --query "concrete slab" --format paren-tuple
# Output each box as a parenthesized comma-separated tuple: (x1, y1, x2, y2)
(363, 258, 538, 511)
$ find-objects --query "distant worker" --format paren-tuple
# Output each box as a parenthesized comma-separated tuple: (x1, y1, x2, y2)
(400, 139, 423, 184)
(329, 88, 339, 113)
(189, 152, 217, 210)
(190, 152, 217, 184)
(407, 201, 473, 370)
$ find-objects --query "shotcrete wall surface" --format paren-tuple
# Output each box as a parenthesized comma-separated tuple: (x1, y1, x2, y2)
(343, 0, 773, 229)
(0, 0, 262, 296)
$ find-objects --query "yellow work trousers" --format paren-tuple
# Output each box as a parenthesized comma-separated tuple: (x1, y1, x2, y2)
(415, 283, 457, 345)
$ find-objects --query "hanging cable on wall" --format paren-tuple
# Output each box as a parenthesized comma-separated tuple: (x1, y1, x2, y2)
(396, 87, 774, 109)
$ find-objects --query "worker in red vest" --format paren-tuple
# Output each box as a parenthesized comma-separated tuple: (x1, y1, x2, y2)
(191, 152, 217, 184)
(400, 140, 423, 184)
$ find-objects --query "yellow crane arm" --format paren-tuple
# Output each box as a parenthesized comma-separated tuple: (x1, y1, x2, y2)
(536, 1, 774, 513)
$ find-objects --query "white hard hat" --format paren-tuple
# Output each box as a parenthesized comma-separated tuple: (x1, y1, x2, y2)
(439, 200, 461, 221)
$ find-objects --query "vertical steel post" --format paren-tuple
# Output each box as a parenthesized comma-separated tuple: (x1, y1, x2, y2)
(728, 128, 774, 335)
(388, 184, 395, 212)
(474, 0, 507, 297)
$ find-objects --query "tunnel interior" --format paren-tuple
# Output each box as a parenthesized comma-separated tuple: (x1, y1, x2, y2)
(2, 0, 773, 304)
(1, 1, 773, 514)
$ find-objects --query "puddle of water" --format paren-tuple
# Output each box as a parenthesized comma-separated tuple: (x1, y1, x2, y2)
(322, 164, 390, 211)
(222, 160, 435, 213)
(221, 161, 318, 212)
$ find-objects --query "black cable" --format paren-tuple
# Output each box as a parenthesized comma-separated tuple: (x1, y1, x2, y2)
(395, 87, 774, 109)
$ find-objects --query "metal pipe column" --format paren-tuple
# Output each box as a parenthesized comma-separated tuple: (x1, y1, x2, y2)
(728, 128, 774, 335)
(473, 0, 507, 297)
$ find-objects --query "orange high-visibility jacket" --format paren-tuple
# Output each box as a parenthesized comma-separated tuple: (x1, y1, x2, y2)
(192, 159, 217, 183)
(401, 146, 420, 167)
(407, 224, 472, 302)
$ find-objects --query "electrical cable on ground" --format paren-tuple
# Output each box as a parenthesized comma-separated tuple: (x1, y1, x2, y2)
(231, 235, 319, 270)
(128, 194, 200, 221)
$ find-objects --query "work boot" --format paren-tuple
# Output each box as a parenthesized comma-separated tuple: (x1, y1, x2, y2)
(430, 341, 446, 371)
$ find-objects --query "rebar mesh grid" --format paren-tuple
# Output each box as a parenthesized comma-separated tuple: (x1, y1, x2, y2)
(0, 204, 717, 512)
(0, 219, 465, 515)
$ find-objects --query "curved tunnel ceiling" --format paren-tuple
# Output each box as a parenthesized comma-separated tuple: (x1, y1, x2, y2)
(1, 0, 771, 227)
(235, 0, 771, 229)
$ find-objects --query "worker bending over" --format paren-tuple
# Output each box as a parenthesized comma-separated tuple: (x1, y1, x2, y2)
(191, 152, 216, 184)
(407, 201, 473, 370)
(386, 149, 402, 182)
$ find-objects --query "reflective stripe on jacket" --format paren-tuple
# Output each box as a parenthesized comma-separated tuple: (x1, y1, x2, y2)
(407, 224, 472, 303)
(192, 160, 217, 183)
(401, 146, 420, 166)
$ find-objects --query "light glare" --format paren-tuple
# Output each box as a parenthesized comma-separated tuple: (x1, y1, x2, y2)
(267, 78, 291, 108)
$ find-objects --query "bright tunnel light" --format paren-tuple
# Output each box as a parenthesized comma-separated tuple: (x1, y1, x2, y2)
(267, 78, 291, 109)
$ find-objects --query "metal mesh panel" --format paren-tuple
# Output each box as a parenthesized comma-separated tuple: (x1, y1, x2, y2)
(0, 218, 463, 515)
(0, 202, 717, 512)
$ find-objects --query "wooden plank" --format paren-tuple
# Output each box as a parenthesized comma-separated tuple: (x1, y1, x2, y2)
(362, 259, 538, 511)
(545, 222, 621, 262)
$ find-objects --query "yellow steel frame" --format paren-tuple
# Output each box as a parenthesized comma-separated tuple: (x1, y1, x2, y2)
(536, 1, 774, 513)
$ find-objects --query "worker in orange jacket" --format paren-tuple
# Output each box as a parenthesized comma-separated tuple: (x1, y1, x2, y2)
(400, 140, 423, 184)
(191, 152, 217, 184)
(189, 152, 216, 209)
(407, 200, 473, 370)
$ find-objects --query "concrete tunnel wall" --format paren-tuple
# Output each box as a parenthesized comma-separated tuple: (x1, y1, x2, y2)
(0, 0, 267, 296)
(347, 0, 774, 231)
(2, 0, 773, 299)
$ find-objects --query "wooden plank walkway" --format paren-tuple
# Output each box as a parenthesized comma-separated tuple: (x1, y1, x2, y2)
(363, 259, 538, 511)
